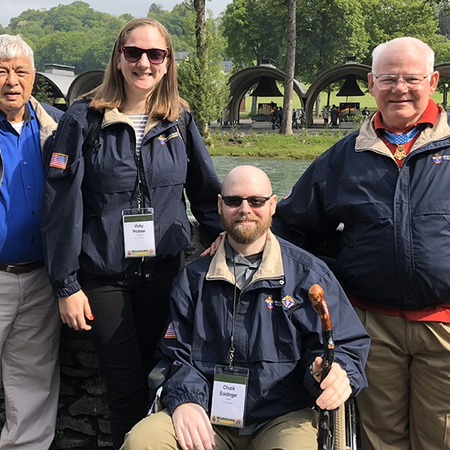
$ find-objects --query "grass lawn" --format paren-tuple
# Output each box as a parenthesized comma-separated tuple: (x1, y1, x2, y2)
(209, 130, 348, 159)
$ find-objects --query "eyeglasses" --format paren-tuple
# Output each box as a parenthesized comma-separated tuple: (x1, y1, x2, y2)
(220, 195, 273, 208)
(120, 46, 168, 64)
(373, 73, 431, 91)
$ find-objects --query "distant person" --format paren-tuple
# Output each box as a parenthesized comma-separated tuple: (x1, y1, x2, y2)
(292, 108, 299, 129)
(330, 104, 339, 127)
(0, 34, 62, 448)
(362, 106, 370, 117)
(323, 105, 329, 125)
(41, 18, 223, 449)
(121, 165, 369, 450)
(298, 107, 305, 125)
(272, 105, 281, 129)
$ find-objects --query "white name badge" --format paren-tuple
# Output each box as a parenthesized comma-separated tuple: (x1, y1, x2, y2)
(122, 208, 156, 258)
(210, 365, 248, 428)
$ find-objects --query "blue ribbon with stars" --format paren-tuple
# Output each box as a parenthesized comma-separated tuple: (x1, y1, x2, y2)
(383, 126, 422, 145)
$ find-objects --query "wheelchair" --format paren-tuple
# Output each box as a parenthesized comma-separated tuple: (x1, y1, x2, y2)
(147, 358, 360, 450)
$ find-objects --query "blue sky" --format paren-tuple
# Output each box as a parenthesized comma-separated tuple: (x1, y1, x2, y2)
(2, 0, 230, 27)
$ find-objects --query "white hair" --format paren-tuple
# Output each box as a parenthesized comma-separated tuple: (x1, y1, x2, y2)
(0, 34, 34, 67)
(372, 37, 434, 74)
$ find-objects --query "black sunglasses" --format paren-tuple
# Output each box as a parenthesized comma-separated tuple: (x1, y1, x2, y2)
(220, 195, 273, 208)
(120, 46, 168, 64)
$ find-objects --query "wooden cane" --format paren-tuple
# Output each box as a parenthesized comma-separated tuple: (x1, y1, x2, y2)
(308, 284, 344, 450)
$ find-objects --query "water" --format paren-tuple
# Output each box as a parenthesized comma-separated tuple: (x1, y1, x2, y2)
(211, 156, 313, 200)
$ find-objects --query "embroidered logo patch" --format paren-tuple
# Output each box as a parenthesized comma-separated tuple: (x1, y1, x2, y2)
(283, 189, 292, 199)
(432, 153, 450, 164)
(158, 132, 179, 146)
(265, 296, 274, 310)
(49, 153, 68, 169)
(282, 295, 295, 309)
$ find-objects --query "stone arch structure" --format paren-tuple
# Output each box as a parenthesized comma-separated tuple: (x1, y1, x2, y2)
(435, 63, 450, 79)
(67, 70, 105, 105)
(32, 68, 105, 110)
(225, 65, 307, 124)
(304, 63, 371, 125)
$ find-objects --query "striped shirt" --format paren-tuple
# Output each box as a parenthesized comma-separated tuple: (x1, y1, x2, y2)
(128, 113, 148, 155)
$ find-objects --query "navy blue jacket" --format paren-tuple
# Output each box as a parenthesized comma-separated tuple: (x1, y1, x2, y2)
(161, 232, 369, 426)
(41, 99, 222, 299)
(273, 108, 450, 310)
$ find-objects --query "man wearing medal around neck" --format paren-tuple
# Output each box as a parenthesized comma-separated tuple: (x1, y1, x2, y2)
(121, 165, 369, 450)
(273, 37, 450, 450)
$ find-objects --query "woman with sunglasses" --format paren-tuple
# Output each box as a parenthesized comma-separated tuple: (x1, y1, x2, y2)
(41, 18, 223, 449)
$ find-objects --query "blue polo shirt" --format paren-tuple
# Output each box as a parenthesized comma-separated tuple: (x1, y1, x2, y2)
(0, 103, 45, 263)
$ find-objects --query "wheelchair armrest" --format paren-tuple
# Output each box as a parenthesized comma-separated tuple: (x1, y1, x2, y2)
(148, 358, 171, 390)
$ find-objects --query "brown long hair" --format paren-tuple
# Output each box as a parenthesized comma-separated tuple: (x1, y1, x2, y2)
(85, 18, 188, 121)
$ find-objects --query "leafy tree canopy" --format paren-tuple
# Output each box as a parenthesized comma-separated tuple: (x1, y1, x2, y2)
(3, 2, 128, 73)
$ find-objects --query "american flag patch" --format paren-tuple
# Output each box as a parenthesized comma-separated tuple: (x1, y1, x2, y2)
(164, 322, 177, 339)
(50, 153, 68, 169)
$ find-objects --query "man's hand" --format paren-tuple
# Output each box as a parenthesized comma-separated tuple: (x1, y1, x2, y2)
(200, 232, 225, 258)
(172, 403, 215, 450)
(312, 357, 351, 410)
(58, 290, 94, 331)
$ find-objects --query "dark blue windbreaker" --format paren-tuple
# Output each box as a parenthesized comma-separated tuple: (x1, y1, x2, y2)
(273, 109, 450, 310)
(41, 99, 222, 299)
(161, 232, 369, 426)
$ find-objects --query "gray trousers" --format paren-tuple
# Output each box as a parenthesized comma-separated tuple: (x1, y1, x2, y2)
(0, 266, 61, 449)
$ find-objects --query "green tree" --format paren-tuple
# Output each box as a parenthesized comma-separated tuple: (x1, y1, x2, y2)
(222, 0, 287, 70)
(295, 0, 370, 82)
(148, 3, 166, 15)
(148, 2, 195, 53)
(33, 77, 53, 104)
(178, 4, 228, 136)
(4, 2, 128, 73)
(34, 31, 91, 71)
(362, 0, 439, 63)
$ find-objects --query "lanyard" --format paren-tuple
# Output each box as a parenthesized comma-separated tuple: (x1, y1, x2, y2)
(229, 250, 241, 370)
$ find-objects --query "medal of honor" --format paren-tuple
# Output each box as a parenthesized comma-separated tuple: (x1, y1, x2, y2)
(393, 144, 407, 160)
(383, 126, 423, 162)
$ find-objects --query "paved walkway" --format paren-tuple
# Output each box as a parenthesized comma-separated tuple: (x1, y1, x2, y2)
(210, 118, 356, 135)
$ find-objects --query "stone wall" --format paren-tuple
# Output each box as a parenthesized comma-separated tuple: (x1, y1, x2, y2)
(0, 221, 209, 449)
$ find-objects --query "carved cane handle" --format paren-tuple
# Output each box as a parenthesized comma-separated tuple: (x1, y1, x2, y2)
(308, 283, 333, 331)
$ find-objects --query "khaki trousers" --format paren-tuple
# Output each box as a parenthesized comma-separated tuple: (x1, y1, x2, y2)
(121, 408, 318, 450)
(0, 267, 61, 449)
(355, 307, 450, 450)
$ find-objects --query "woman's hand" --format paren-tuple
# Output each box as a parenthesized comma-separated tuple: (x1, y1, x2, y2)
(58, 290, 94, 331)
(200, 232, 225, 258)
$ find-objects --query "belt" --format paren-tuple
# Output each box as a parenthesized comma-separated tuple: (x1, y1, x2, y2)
(0, 260, 45, 274)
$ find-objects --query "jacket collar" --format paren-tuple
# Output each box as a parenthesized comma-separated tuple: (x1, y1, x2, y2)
(104, 108, 161, 135)
(206, 230, 284, 286)
(28, 96, 58, 149)
(355, 107, 450, 158)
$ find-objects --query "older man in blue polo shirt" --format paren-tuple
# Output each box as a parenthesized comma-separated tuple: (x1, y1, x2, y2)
(0, 34, 62, 449)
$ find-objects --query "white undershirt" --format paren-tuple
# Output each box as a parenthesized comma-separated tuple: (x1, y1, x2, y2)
(11, 121, 24, 134)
